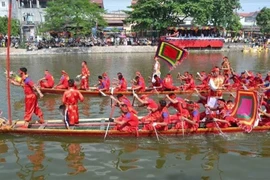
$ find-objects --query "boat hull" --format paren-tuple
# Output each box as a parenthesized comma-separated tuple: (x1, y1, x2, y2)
(40, 88, 234, 96)
(1, 119, 269, 137)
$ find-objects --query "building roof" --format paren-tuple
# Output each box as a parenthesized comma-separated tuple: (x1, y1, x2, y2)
(131, 0, 137, 5)
(238, 11, 258, 17)
(90, 0, 104, 8)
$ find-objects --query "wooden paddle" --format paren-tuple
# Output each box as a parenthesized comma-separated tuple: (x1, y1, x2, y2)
(152, 123, 160, 142)
(132, 89, 136, 106)
(104, 105, 116, 140)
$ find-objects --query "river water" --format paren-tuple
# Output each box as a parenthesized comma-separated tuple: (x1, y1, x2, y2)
(0, 51, 270, 179)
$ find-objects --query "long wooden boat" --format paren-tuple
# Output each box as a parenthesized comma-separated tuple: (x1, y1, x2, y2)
(1, 118, 269, 138)
(40, 87, 236, 96)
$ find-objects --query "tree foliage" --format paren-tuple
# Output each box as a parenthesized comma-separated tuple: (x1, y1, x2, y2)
(42, 0, 107, 36)
(0, 16, 20, 36)
(256, 7, 270, 34)
(125, 0, 241, 32)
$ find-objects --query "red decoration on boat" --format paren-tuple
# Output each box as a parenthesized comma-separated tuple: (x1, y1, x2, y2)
(231, 90, 259, 133)
(155, 41, 188, 70)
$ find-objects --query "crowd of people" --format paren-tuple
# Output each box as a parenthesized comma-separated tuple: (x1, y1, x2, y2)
(6, 56, 270, 132)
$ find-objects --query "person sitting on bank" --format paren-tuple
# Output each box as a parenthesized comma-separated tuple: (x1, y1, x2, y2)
(109, 104, 139, 133)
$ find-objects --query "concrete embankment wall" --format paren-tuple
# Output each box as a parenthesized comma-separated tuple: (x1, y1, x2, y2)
(0, 44, 245, 56)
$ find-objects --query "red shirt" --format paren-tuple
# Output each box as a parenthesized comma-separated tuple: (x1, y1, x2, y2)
(157, 107, 170, 123)
(62, 88, 84, 105)
(168, 97, 186, 113)
(118, 112, 139, 127)
(45, 73, 54, 87)
(145, 98, 158, 109)
(82, 66, 90, 78)
(103, 76, 110, 89)
(60, 75, 69, 88)
(23, 77, 35, 95)
(119, 78, 127, 91)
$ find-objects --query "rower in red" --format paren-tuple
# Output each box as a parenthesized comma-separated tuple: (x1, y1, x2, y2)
(97, 75, 108, 91)
(174, 101, 200, 131)
(38, 70, 54, 88)
(150, 74, 163, 90)
(133, 94, 159, 127)
(166, 93, 189, 121)
(145, 100, 170, 131)
(62, 79, 84, 126)
(115, 94, 138, 114)
(9, 67, 44, 128)
(79, 61, 90, 90)
(110, 104, 139, 133)
(54, 70, 69, 89)
(115, 73, 127, 92)
(163, 73, 178, 91)
(102, 72, 110, 89)
(132, 76, 146, 92)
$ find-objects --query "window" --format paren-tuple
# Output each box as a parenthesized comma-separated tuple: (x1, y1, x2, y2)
(2, 2, 5, 7)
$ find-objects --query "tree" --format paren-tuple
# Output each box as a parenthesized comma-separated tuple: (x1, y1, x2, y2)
(42, 0, 107, 36)
(0, 16, 20, 36)
(226, 14, 242, 33)
(125, 0, 241, 34)
(256, 7, 270, 34)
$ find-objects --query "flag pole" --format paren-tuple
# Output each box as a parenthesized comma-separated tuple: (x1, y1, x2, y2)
(6, 0, 12, 125)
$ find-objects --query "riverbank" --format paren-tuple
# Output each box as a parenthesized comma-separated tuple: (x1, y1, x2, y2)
(0, 43, 247, 56)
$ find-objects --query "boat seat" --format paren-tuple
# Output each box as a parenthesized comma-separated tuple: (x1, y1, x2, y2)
(100, 119, 105, 130)
(38, 124, 47, 129)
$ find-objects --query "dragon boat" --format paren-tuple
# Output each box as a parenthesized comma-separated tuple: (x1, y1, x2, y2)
(39, 87, 236, 96)
(0, 90, 267, 138)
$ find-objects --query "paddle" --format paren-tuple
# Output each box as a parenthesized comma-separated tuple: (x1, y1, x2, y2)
(152, 123, 160, 142)
(110, 87, 115, 107)
(132, 89, 137, 106)
(99, 89, 107, 97)
(104, 104, 116, 140)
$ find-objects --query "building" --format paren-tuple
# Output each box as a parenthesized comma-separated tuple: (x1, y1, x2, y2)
(90, 0, 104, 8)
(0, 0, 17, 18)
(238, 12, 260, 36)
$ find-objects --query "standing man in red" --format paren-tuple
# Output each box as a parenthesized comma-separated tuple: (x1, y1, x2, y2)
(79, 61, 90, 90)
(9, 67, 44, 128)
(62, 79, 84, 127)
(38, 70, 54, 88)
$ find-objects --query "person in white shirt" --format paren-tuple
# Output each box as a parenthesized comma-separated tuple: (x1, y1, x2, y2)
(152, 56, 161, 83)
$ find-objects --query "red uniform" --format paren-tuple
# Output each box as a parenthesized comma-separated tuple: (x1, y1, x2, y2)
(40, 73, 54, 88)
(140, 98, 159, 123)
(143, 107, 170, 131)
(116, 78, 127, 91)
(120, 96, 137, 114)
(113, 112, 139, 133)
(22, 77, 43, 122)
(62, 88, 84, 125)
(174, 109, 200, 130)
(80, 66, 90, 90)
(163, 75, 177, 91)
(103, 76, 110, 90)
(152, 77, 163, 89)
(55, 75, 69, 89)
(168, 97, 189, 121)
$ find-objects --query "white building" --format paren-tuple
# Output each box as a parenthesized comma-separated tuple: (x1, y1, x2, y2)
(0, 0, 17, 18)
(238, 12, 260, 34)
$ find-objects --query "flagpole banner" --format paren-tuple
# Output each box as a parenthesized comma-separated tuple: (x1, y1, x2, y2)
(231, 90, 259, 132)
(155, 41, 188, 70)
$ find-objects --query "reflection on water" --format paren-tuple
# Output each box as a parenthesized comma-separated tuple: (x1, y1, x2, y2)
(0, 134, 269, 179)
(62, 143, 87, 175)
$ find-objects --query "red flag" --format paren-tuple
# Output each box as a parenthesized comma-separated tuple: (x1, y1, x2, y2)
(155, 41, 188, 70)
(231, 90, 259, 133)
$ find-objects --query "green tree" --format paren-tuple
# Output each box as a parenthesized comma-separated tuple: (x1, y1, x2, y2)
(0, 16, 20, 36)
(125, 0, 241, 34)
(256, 7, 270, 34)
(42, 0, 107, 36)
(226, 14, 242, 33)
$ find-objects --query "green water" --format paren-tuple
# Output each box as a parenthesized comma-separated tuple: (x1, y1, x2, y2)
(0, 51, 270, 179)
